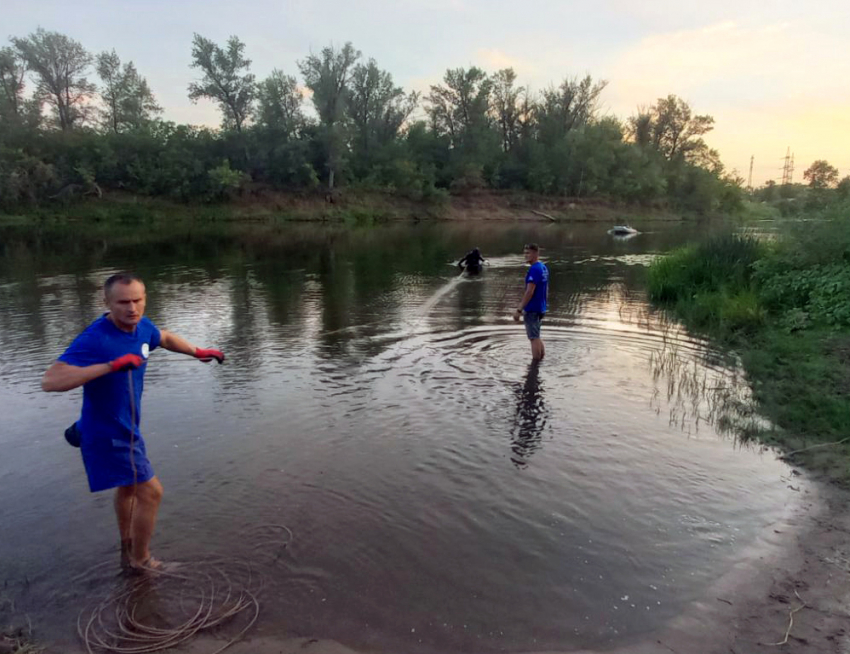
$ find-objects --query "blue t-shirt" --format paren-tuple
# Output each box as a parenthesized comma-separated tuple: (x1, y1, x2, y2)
(525, 261, 549, 314)
(59, 315, 161, 447)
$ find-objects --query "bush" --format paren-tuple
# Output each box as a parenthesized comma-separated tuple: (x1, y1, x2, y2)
(449, 164, 486, 194)
(207, 160, 249, 201)
(753, 202, 850, 327)
(648, 233, 763, 300)
(648, 233, 766, 330)
(719, 289, 766, 330)
(0, 150, 58, 208)
(758, 263, 850, 328)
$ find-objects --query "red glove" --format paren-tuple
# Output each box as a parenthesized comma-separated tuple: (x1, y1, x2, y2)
(110, 354, 144, 372)
(194, 347, 225, 364)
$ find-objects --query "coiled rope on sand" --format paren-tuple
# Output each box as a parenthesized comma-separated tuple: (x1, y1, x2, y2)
(76, 559, 260, 654)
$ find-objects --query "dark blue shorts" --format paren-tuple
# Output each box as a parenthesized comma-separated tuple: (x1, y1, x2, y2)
(80, 429, 155, 493)
(524, 312, 544, 340)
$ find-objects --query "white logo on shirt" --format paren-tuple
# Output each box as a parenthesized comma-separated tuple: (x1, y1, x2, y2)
(141, 343, 150, 359)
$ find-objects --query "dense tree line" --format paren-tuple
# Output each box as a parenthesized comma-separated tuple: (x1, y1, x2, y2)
(0, 29, 744, 213)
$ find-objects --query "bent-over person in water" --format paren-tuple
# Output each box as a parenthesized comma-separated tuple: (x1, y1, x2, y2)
(41, 273, 225, 572)
(458, 247, 486, 274)
(513, 243, 549, 360)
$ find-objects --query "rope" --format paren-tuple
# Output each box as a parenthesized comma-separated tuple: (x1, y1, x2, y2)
(76, 561, 260, 654)
(127, 370, 138, 559)
(767, 590, 807, 646)
(74, 369, 262, 653)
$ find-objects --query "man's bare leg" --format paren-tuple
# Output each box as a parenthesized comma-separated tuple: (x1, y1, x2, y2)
(114, 487, 135, 567)
(117, 477, 164, 568)
(531, 338, 544, 361)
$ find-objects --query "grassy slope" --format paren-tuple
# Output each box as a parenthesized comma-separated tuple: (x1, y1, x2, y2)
(0, 189, 682, 224)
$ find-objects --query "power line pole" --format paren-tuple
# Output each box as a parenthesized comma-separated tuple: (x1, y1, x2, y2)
(747, 155, 754, 191)
(789, 152, 795, 184)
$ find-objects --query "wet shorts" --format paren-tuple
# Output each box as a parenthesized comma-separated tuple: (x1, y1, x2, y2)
(524, 311, 544, 340)
(79, 429, 156, 493)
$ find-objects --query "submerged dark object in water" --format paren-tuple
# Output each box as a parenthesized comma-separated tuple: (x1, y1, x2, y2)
(608, 225, 639, 236)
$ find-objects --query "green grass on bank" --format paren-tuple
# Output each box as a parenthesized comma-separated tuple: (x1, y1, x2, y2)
(738, 199, 781, 223)
(648, 203, 850, 482)
(647, 233, 768, 333)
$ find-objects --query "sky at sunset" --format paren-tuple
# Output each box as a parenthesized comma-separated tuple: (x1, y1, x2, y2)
(6, 0, 849, 185)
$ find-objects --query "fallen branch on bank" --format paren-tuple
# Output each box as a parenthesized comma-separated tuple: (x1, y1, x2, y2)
(530, 210, 557, 222)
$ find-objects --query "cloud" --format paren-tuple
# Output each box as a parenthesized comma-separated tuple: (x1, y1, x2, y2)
(604, 21, 849, 110)
(475, 48, 540, 78)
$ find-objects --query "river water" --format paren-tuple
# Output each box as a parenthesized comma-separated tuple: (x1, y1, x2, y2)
(0, 219, 796, 653)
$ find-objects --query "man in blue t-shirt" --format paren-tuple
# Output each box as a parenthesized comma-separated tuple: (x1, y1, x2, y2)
(513, 243, 549, 360)
(41, 273, 225, 571)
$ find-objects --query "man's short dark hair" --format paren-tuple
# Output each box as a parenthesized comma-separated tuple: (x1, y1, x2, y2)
(524, 243, 539, 252)
(104, 273, 144, 296)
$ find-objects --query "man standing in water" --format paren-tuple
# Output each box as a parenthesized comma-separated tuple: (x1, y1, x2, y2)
(41, 273, 224, 571)
(513, 243, 549, 360)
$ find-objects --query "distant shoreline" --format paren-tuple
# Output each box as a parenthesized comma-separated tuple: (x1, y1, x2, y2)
(0, 189, 689, 225)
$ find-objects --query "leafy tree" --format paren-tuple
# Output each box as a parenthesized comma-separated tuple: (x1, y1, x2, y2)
(836, 176, 850, 200)
(96, 50, 161, 133)
(0, 47, 26, 120)
(426, 67, 500, 187)
(627, 107, 653, 148)
(490, 68, 526, 153)
(188, 35, 255, 134)
(536, 75, 607, 143)
(426, 67, 492, 148)
(758, 179, 778, 202)
(13, 28, 95, 130)
(347, 59, 418, 175)
(803, 160, 839, 189)
(255, 69, 304, 139)
(0, 34, 756, 214)
(298, 42, 361, 190)
(635, 95, 714, 164)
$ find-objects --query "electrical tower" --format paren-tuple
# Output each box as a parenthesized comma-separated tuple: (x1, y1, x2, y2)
(781, 147, 791, 185)
(789, 153, 794, 184)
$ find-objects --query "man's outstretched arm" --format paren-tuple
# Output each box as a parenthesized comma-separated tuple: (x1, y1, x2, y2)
(159, 330, 224, 363)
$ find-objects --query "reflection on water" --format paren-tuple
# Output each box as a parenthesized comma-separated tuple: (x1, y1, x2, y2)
(0, 219, 795, 654)
(649, 340, 768, 439)
(510, 362, 549, 468)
